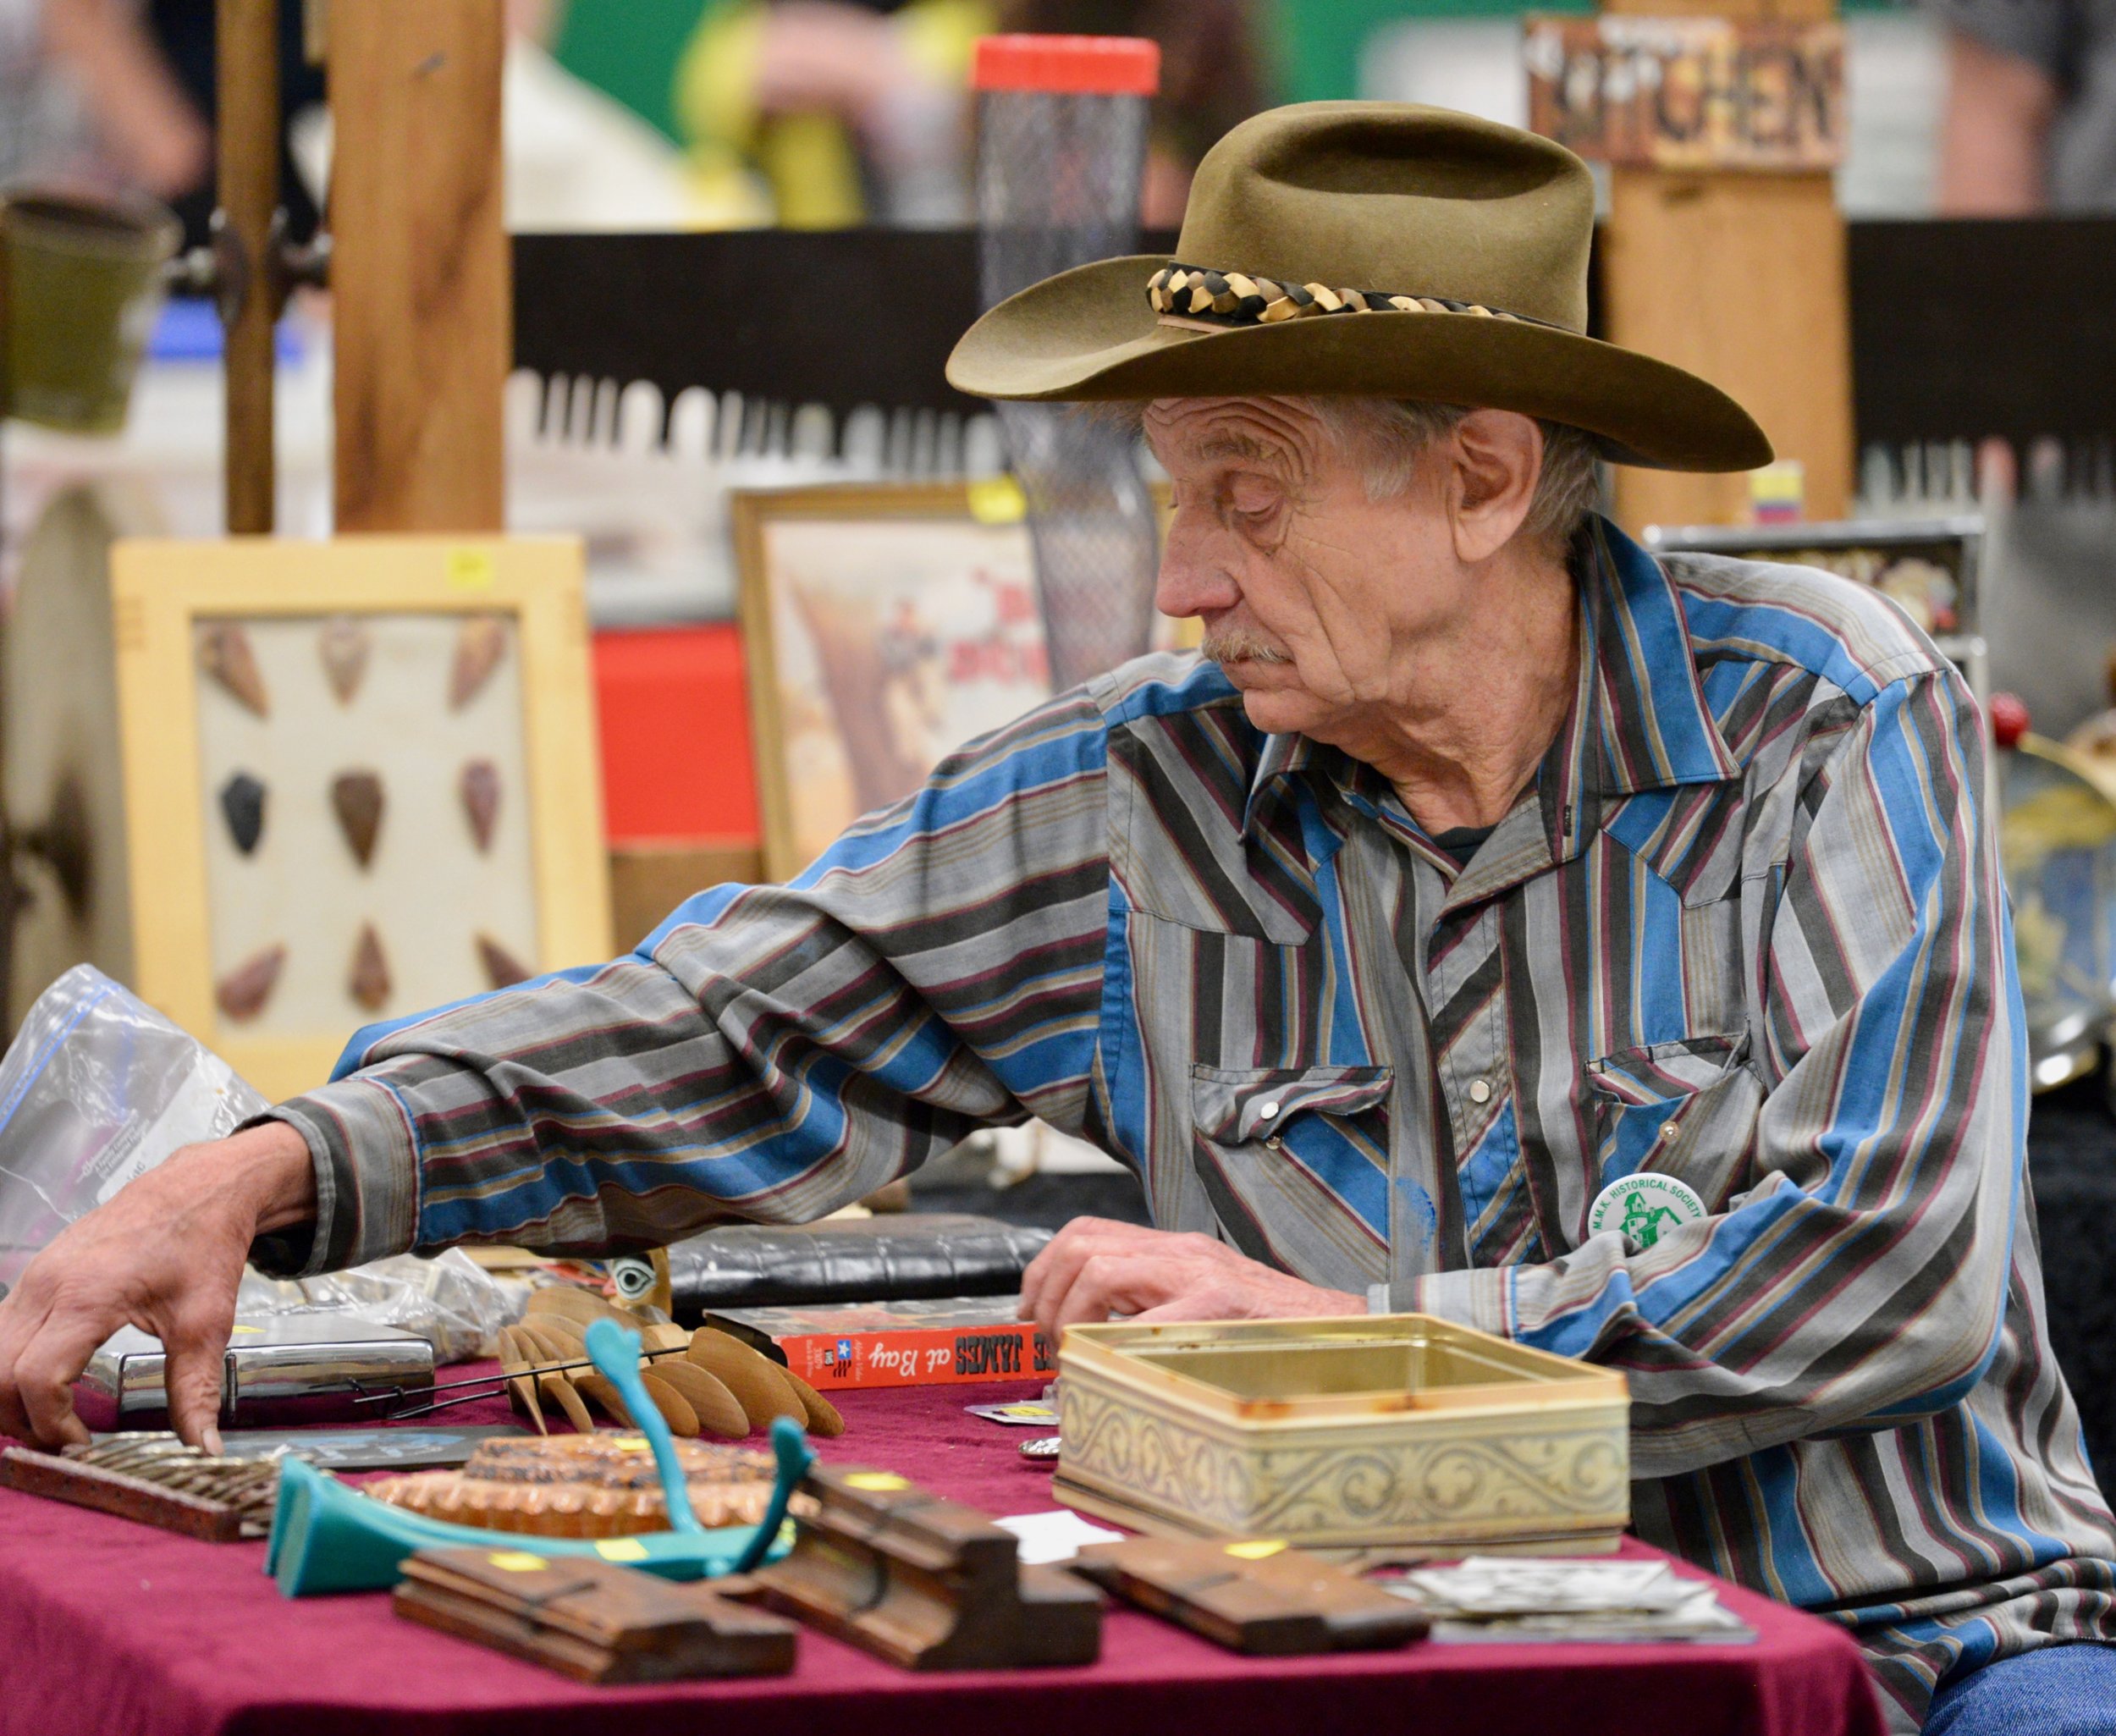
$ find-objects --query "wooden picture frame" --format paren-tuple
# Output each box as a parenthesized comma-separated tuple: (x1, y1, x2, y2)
(110, 535, 612, 1104)
(736, 481, 1188, 882)
(736, 483, 1051, 882)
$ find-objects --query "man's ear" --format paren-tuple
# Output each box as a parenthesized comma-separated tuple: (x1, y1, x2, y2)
(1445, 411, 1543, 565)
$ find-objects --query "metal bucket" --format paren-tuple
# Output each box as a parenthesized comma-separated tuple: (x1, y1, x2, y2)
(1, 186, 180, 435)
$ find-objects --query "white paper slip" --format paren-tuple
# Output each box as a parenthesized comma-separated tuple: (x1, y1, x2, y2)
(995, 1509, 1127, 1565)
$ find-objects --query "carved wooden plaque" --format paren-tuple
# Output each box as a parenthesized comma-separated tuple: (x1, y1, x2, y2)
(1525, 15, 1846, 173)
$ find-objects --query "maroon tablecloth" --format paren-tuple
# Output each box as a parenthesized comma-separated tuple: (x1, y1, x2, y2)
(0, 1369, 1887, 1736)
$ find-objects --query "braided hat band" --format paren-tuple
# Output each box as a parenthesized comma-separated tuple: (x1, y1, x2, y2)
(1147, 263, 1568, 333)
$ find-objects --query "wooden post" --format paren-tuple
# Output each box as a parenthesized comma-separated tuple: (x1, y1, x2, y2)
(218, 0, 279, 535)
(328, 0, 507, 532)
(1599, 0, 1854, 530)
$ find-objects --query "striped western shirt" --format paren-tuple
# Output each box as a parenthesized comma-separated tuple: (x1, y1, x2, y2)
(269, 518, 2115, 1724)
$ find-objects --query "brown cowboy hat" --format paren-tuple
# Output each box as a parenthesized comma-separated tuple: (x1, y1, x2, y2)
(946, 102, 1771, 472)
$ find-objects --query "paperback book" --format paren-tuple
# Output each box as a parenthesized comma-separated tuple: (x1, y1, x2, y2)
(705, 1295, 1054, 1390)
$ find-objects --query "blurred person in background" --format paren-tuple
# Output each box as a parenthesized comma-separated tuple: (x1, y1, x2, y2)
(0, 0, 207, 196)
(141, 0, 319, 247)
(670, 0, 1263, 228)
(675, 0, 989, 227)
(1934, 0, 2116, 212)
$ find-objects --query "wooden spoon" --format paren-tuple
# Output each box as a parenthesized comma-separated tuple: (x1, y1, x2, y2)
(574, 1372, 634, 1428)
(649, 1361, 749, 1439)
(639, 1371, 701, 1438)
(496, 1325, 547, 1436)
(780, 1367, 846, 1437)
(688, 1330, 807, 1430)
(539, 1370, 596, 1434)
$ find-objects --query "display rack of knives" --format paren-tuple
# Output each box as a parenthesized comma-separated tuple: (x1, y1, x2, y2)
(510, 219, 2116, 481)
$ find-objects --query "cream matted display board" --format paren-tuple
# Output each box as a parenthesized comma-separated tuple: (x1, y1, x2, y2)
(736, 482, 1185, 881)
(110, 536, 612, 1104)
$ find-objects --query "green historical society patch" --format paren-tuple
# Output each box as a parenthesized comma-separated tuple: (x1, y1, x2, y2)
(1587, 1172, 1706, 1249)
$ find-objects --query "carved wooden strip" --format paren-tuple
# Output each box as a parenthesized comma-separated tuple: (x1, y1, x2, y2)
(0, 1447, 246, 1542)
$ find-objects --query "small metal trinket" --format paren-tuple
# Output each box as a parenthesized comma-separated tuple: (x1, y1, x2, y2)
(1019, 1436, 1062, 1460)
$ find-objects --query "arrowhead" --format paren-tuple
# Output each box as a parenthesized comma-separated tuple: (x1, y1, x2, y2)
(330, 769, 385, 868)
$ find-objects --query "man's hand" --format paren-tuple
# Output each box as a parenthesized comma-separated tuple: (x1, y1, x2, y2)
(0, 1122, 315, 1452)
(1019, 1217, 1362, 1347)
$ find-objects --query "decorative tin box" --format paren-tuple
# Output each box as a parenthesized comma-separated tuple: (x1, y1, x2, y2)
(1054, 1314, 1628, 1555)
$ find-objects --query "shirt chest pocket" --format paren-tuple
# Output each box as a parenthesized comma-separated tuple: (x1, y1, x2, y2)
(1187, 1063, 1395, 1274)
(1584, 1035, 1763, 1214)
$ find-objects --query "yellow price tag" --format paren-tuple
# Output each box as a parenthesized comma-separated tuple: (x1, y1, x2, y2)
(845, 1472, 911, 1492)
(446, 547, 497, 592)
(966, 476, 1026, 525)
(595, 1537, 650, 1563)
(1224, 1539, 1287, 1561)
(487, 1551, 548, 1573)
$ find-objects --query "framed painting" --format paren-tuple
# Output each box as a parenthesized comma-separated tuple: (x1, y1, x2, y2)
(736, 482, 1184, 880)
(109, 535, 613, 1104)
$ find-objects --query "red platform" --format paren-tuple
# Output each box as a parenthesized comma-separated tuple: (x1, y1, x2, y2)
(0, 1374, 1887, 1736)
(592, 625, 758, 846)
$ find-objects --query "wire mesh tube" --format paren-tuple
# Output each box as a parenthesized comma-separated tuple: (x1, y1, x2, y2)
(973, 36, 1162, 692)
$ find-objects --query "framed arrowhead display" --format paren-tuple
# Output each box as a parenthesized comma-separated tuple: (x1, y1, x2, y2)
(109, 536, 611, 1102)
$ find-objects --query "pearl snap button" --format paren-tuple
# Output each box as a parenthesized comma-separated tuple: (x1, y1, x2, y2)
(1259, 1099, 1281, 1120)
(1469, 1078, 1492, 1105)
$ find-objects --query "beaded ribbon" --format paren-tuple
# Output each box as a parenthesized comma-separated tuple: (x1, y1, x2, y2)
(1147, 262, 1560, 330)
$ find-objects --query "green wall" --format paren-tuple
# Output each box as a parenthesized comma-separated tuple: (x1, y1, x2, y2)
(552, 0, 708, 142)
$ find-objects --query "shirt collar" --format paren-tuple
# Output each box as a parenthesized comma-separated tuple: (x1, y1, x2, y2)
(1579, 515, 1741, 797)
(1239, 515, 1738, 846)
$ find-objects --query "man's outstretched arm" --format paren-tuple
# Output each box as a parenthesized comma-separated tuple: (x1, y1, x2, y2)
(0, 688, 1116, 1447)
(0, 1123, 314, 1452)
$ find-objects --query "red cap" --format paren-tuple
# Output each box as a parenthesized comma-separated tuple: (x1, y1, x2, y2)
(1988, 691, 2031, 749)
(971, 35, 1160, 96)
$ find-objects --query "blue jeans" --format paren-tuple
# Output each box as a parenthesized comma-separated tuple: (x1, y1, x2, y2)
(1926, 1645, 2116, 1733)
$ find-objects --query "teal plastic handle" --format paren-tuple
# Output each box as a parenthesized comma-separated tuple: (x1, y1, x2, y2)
(583, 1317, 700, 1535)
(736, 1417, 816, 1573)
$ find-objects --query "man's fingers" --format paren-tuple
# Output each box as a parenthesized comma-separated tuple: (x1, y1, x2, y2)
(1025, 1233, 1141, 1341)
(1054, 1253, 1185, 1336)
(1022, 1220, 1172, 1332)
(0, 1294, 44, 1442)
(1021, 1218, 1138, 1310)
(162, 1316, 233, 1455)
(13, 1317, 102, 1450)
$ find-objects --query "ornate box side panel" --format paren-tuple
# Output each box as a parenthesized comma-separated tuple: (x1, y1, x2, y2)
(1058, 1375, 1629, 1549)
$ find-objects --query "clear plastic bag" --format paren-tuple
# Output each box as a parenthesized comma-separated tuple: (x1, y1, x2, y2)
(0, 965, 266, 1290)
(0, 964, 525, 1363)
(235, 1250, 526, 1366)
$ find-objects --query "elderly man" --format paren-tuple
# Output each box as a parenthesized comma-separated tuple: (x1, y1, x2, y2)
(2, 104, 2112, 1729)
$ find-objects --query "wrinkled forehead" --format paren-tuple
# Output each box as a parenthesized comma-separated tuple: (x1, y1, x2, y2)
(1141, 395, 1332, 475)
